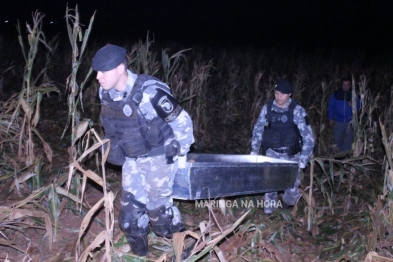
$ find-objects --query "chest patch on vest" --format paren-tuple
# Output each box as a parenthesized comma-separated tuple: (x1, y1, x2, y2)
(123, 104, 132, 117)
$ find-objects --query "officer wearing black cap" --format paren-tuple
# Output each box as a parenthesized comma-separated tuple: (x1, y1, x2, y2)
(250, 78, 315, 214)
(92, 44, 195, 256)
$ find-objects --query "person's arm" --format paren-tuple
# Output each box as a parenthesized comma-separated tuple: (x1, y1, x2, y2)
(167, 110, 194, 155)
(250, 105, 267, 154)
(294, 105, 315, 168)
(140, 84, 194, 155)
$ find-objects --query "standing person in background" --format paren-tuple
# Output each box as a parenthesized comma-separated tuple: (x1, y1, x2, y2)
(250, 79, 315, 214)
(92, 44, 194, 256)
(328, 78, 359, 153)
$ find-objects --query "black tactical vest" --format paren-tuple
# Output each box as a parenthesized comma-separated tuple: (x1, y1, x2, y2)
(100, 75, 174, 161)
(261, 99, 302, 156)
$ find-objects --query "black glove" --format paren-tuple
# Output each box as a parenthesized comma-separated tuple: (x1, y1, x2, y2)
(164, 140, 180, 164)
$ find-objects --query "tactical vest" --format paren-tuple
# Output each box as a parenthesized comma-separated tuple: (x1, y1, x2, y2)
(261, 99, 302, 156)
(100, 74, 174, 163)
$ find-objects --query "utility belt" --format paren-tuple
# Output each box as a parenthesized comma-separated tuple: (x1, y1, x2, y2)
(104, 138, 179, 165)
(271, 147, 291, 154)
(133, 145, 166, 158)
(268, 146, 301, 156)
(129, 140, 179, 165)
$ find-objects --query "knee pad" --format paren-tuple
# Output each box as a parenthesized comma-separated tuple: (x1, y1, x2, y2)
(119, 191, 149, 236)
(147, 205, 184, 238)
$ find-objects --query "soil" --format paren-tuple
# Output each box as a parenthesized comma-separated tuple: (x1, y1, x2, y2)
(0, 96, 124, 261)
(0, 95, 381, 262)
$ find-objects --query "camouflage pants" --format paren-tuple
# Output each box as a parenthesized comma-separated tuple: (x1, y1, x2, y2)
(122, 154, 178, 210)
(264, 149, 301, 208)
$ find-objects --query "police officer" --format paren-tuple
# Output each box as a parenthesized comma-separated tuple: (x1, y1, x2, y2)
(250, 79, 314, 214)
(92, 44, 194, 256)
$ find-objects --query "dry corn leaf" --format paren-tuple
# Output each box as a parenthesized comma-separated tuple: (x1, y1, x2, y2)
(66, 161, 75, 192)
(32, 91, 42, 127)
(11, 160, 40, 191)
(192, 240, 207, 255)
(76, 195, 105, 256)
(364, 251, 393, 262)
(71, 160, 104, 187)
(79, 231, 107, 262)
(187, 210, 251, 262)
(48, 184, 60, 240)
(56, 186, 82, 204)
(44, 213, 53, 250)
(7, 207, 53, 249)
(76, 138, 109, 163)
(0, 238, 26, 253)
(219, 233, 242, 254)
(213, 246, 227, 262)
(14, 185, 52, 208)
(32, 127, 53, 163)
(80, 170, 88, 212)
(74, 119, 90, 146)
(19, 97, 31, 118)
(261, 240, 285, 262)
(11, 171, 36, 190)
(172, 230, 199, 262)
(0, 206, 13, 221)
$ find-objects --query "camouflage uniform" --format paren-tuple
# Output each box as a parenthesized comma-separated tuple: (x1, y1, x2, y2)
(251, 98, 314, 213)
(99, 70, 194, 255)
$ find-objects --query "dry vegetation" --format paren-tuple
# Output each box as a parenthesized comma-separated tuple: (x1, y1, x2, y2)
(1, 4, 393, 262)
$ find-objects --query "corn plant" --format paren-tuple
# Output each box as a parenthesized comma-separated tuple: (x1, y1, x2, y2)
(62, 4, 95, 143)
(161, 47, 191, 87)
(12, 12, 60, 189)
(60, 5, 118, 261)
(128, 33, 161, 76)
(0, 11, 63, 255)
(62, 4, 96, 213)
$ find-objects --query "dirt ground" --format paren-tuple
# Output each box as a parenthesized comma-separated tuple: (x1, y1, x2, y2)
(0, 172, 122, 261)
(0, 96, 117, 261)
(0, 95, 380, 262)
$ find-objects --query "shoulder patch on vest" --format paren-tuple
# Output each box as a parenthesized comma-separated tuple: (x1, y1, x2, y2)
(151, 88, 182, 122)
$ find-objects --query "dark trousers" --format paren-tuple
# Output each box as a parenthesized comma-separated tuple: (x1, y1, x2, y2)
(333, 122, 353, 152)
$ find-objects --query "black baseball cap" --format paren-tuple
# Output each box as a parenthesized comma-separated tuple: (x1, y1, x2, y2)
(274, 79, 293, 94)
(92, 44, 126, 71)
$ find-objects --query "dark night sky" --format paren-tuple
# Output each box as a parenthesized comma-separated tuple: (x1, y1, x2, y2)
(1, 0, 393, 50)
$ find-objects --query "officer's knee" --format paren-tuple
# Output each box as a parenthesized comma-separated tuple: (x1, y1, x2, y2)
(119, 190, 149, 236)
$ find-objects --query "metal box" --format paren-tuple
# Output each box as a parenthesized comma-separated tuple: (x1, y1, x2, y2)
(172, 153, 298, 200)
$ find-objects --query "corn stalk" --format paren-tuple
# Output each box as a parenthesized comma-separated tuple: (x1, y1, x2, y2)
(13, 12, 59, 189)
(62, 4, 94, 142)
(63, 4, 95, 211)
(128, 33, 161, 76)
(62, 5, 117, 261)
(351, 75, 379, 157)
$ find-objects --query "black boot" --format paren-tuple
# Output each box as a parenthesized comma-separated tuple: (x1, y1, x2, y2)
(147, 205, 184, 238)
(123, 234, 149, 256)
(119, 191, 150, 256)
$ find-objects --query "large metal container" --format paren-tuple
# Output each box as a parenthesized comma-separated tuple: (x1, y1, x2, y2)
(172, 153, 298, 200)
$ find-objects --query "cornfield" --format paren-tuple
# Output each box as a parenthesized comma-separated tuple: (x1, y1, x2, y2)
(1, 4, 393, 262)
